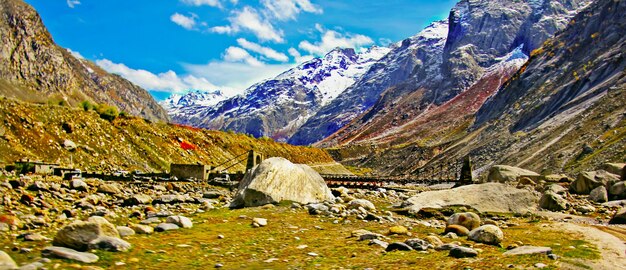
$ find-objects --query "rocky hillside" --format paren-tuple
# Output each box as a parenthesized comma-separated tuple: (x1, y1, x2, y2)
(0, 97, 333, 172)
(333, 0, 625, 177)
(300, 0, 591, 147)
(167, 47, 390, 142)
(0, 0, 168, 122)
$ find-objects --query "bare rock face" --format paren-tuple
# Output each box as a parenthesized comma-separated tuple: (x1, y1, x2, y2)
(230, 157, 334, 208)
(405, 183, 538, 214)
(0, 0, 167, 121)
(52, 216, 120, 251)
(486, 165, 540, 183)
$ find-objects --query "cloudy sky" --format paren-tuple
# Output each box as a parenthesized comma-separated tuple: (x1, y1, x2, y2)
(26, 0, 456, 100)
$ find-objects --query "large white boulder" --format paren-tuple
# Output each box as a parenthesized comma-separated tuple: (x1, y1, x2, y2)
(404, 183, 538, 214)
(230, 157, 334, 208)
(486, 165, 540, 183)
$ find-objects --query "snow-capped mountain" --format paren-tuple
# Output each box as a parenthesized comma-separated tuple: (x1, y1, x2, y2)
(166, 46, 390, 141)
(160, 90, 226, 117)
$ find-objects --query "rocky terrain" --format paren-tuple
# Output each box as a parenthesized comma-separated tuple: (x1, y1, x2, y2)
(0, 158, 624, 269)
(0, 97, 333, 172)
(0, 0, 168, 122)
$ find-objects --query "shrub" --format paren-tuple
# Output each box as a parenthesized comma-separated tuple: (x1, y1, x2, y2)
(95, 103, 119, 121)
(79, 100, 93, 111)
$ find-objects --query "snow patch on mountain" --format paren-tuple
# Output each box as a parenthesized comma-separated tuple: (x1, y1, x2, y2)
(160, 90, 226, 116)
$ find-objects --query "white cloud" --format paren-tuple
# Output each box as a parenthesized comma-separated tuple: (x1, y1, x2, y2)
(183, 61, 296, 96)
(298, 26, 374, 56)
(171, 13, 198, 30)
(95, 59, 220, 94)
(181, 0, 222, 8)
(288, 47, 314, 63)
(261, 0, 322, 21)
(66, 48, 84, 60)
(223, 46, 264, 67)
(210, 6, 284, 43)
(66, 0, 80, 8)
(237, 38, 288, 62)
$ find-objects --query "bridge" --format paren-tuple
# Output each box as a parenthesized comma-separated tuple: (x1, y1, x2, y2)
(319, 173, 460, 189)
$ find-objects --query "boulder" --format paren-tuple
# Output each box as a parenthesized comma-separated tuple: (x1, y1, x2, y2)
(601, 163, 626, 176)
(88, 236, 131, 252)
(155, 223, 179, 232)
(570, 170, 620, 195)
(252, 218, 267, 227)
(348, 199, 376, 211)
(52, 216, 120, 251)
(468, 225, 503, 245)
(230, 157, 334, 208)
(609, 207, 626, 224)
(503, 246, 552, 256)
(124, 194, 152, 206)
(447, 212, 481, 230)
(587, 186, 608, 205)
(130, 223, 154, 234)
(116, 226, 135, 237)
(539, 191, 569, 211)
(42, 246, 98, 263)
(609, 181, 626, 199)
(445, 224, 470, 236)
(449, 246, 478, 258)
(166, 216, 193, 228)
(486, 165, 539, 183)
(70, 179, 88, 192)
(97, 183, 121, 195)
(544, 184, 567, 195)
(405, 183, 538, 214)
(0, 251, 17, 269)
(404, 238, 433, 251)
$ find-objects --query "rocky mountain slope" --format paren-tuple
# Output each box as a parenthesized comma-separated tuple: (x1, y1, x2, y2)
(331, 0, 625, 177)
(160, 90, 226, 118)
(0, 97, 333, 172)
(0, 0, 168, 122)
(295, 0, 591, 146)
(167, 47, 390, 142)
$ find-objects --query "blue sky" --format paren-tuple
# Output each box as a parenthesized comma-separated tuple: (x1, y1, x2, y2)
(25, 0, 457, 100)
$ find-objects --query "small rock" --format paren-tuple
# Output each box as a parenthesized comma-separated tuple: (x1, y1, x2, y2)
(252, 218, 267, 227)
(589, 186, 608, 203)
(307, 252, 319, 257)
(368, 239, 389, 249)
(348, 199, 376, 211)
(385, 242, 413, 252)
(155, 223, 180, 232)
(609, 207, 626, 224)
(447, 212, 481, 230)
(53, 216, 119, 251)
(88, 236, 131, 252)
(130, 223, 154, 234)
(388, 225, 408, 235)
(449, 246, 478, 258)
(70, 179, 88, 192)
(42, 246, 98, 263)
(116, 226, 135, 238)
(62, 139, 77, 151)
(445, 224, 470, 236)
(166, 216, 193, 228)
(539, 191, 569, 211)
(97, 184, 121, 195)
(404, 238, 432, 251)
(503, 246, 552, 256)
(468, 225, 503, 245)
(23, 232, 48, 242)
(534, 263, 547, 268)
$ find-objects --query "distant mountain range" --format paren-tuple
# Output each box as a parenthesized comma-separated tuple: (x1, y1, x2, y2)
(0, 0, 167, 121)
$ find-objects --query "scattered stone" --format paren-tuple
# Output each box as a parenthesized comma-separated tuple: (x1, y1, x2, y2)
(601, 163, 626, 176)
(609, 181, 626, 199)
(368, 239, 389, 249)
(447, 212, 481, 230)
(0, 251, 17, 269)
(53, 216, 119, 251)
(544, 184, 567, 195)
(534, 263, 548, 268)
(348, 199, 376, 211)
(252, 218, 267, 227)
(215, 263, 223, 268)
(539, 191, 569, 211)
(166, 216, 193, 228)
(97, 184, 121, 195)
(42, 246, 98, 263)
(155, 223, 179, 232)
(589, 186, 608, 203)
(88, 236, 131, 252)
(449, 246, 478, 258)
(548, 253, 559, 260)
(435, 243, 460, 251)
(404, 238, 432, 251)
(140, 217, 161, 224)
(468, 225, 503, 245)
(570, 170, 620, 195)
(116, 226, 135, 237)
(486, 165, 540, 183)
(425, 235, 443, 248)
(358, 233, 385, 241)
(503, 246, 552, 256)
(124, 194, 152, 206)
(609, 207, 626, 224)
(445, 224, 470, 236)
(388, 225, 409, 235)
(230, 158, 334, 208)
(307, 252, 319, 257)
(70, 179, 88, 192)
(307, 204, 329, 215)
(23, 232, 48, 242)
(62, 139, 77, 151)
(385, 242, 413, 252)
